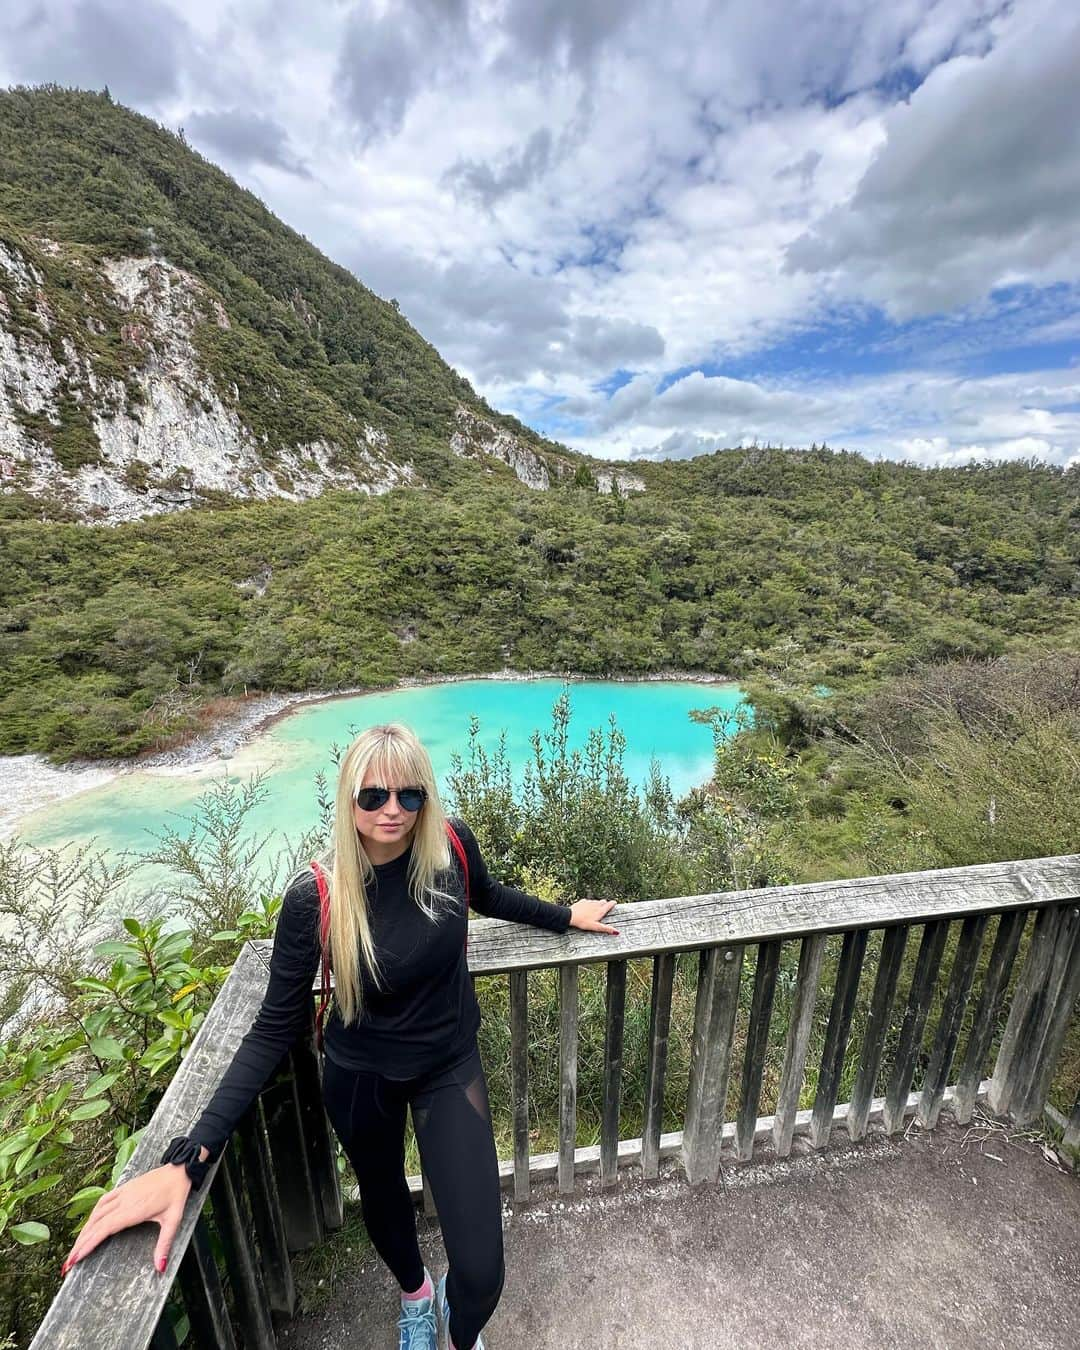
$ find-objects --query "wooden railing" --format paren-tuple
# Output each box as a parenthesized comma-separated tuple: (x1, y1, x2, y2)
(31, 855, 1080, 1349)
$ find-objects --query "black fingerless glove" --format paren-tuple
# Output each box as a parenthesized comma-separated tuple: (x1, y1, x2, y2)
(161, 1136, 212, 1190)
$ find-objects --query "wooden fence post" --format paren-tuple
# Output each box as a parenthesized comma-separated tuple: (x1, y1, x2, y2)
(236, 1102, 296, 1315)
(847, 925, 908, 1141)
(262, 1060, 323, 1251)
(990, 902, 1080, 1125)
(600, 960, 627, 1188)
(291, 1023, 344, 1231)
(212, 1149, 276, 1350)
(641, 953, 676, 1179)
(773, 933, 827, 1157)
(558, 964, 579, 1194)
(510, 970, 530, 1202)
(683, 945, 743, 1184)
(810, 928, 868, 1148)
(177, 1215, 238, 1350)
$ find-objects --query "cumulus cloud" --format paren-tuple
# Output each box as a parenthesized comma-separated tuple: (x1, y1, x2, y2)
(186, 109, 311, 177)
(498, 0, 634, 73)
(0, 0, 194, 105)
(444, 128, 555, 208)
(337, 233, 664, 383)
(1, 0, 1077, 470)
(786, 0, 1080, 316)
(334, 0, 472, 143)
(574, 365, 1080, 468)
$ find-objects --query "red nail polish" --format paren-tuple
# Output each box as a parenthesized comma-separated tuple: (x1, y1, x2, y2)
(156, 1257, 166, 1274)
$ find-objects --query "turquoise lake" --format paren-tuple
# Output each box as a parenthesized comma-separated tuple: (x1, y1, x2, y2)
(16, 678, 743, 863)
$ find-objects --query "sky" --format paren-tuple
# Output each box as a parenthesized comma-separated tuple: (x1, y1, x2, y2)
(2, 0, 1079, 468)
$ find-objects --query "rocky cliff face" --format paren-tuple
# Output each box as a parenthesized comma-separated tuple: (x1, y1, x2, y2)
(0, 232, 642, 521)
(0, 239, 417, 521)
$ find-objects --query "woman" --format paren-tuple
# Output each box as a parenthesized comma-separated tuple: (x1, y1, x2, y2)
(62, 723, 619, 1350)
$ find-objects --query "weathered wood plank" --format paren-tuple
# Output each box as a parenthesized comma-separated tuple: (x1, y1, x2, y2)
(214, 1147, 276, 1349)
(990, 902, 1080, 1125)
(917, 914, 988, 1129)
(952, 908, 1028, 1124)
(263, 1059, 323, 1251)
(772, 933, 827, 1157)
(290, 1027, 343, 1231)
(558, 963, 579, 1194)
(361, 855, 1080, 975)
(600, 960, 627, 1188)
(509, 970, 530, 1202)
(683, 944, 744, 1184)
(735, 941, 782, 1161)
(236, 1101, 296, 1316)
(641, 952, 676, 1179)
(810, 928, 869, 1149)
(177, 1215, 238, 1350)
(29, 942, 270, 1350)
(847, 925, 908, 1141)
(882, 919, 949, 1134)
(407, 1082, 994, 1194)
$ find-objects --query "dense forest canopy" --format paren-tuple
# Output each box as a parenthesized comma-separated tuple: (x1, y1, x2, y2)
(0, 90, 1078, 762)
(2, 445, 1078, 759)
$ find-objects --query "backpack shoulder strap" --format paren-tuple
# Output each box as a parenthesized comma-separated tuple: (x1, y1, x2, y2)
(445, 821, 470, 905)
(445, 822, 471, 954)
(310, 860, 331, 1052)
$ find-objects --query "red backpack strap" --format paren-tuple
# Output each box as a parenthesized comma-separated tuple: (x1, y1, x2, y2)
(310, 860, 331, 1052)
(445, 822, 470, 949)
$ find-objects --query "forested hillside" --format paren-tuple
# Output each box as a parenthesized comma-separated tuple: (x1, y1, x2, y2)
(0, 87, 588, 518)
(2, 446, 1078, 760)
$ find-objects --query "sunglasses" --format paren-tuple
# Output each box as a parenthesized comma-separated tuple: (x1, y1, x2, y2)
(353, 785, 428, 813)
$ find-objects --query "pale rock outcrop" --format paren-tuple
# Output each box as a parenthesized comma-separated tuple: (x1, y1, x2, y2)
(1, 235, 640, 521)
(450, 405, 564, 489)
(596, 467, 646, 496)
(0, 247, 413, 522)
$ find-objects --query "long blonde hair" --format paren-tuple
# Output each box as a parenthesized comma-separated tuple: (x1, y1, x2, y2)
(324, 723, 455, 1026)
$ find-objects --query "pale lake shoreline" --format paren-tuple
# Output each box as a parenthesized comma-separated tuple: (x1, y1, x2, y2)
(0, 669, 737, 841)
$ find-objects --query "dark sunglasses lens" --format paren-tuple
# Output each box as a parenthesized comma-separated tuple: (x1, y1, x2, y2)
(354, 787, 426, 812)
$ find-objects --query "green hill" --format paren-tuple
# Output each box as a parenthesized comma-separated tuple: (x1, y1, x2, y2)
(1, 91, 1079, 764)
(0, 86, 589, 516)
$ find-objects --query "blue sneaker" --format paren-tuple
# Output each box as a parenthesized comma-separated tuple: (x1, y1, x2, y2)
(435, 1274, 486, 1350)
(398, 1267, 438, 1350)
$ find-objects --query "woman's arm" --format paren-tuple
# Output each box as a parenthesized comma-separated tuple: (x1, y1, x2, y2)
(452, 821, 618, 935)
(62, 872, 322, 1276)
(187, 872, 322, 1157)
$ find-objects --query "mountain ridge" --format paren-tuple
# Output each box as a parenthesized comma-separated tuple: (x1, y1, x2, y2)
(0, 87, 642, 521)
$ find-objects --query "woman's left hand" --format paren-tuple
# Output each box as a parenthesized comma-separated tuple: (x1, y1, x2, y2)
(568, 899, 619, 934)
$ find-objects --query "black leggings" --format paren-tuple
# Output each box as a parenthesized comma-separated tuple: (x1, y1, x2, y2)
(322, 1044, 504, 1350)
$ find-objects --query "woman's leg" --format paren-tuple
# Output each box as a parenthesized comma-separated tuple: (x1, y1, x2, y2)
(322, 1057, 425, 1294)
(411, 1047, 504, 1350)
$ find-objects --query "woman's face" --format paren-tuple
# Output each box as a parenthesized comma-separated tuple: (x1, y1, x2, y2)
(352, 767, 424, 860)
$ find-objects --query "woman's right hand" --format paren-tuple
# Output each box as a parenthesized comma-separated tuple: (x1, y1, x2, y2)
(61, 1157, 201, 1277)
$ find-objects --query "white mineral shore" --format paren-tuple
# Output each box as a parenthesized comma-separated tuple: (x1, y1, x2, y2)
(0, 669, 737, 841)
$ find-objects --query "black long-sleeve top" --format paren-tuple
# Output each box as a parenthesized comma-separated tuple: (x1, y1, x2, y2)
(187, 820, 571, 1158)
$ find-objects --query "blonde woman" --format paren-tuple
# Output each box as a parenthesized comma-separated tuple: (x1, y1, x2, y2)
(62, 723, 619, 1350)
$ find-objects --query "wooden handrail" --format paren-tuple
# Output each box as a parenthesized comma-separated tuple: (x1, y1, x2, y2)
(30, 853, 1080, 1350)
(443, 853, 1080, 974)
